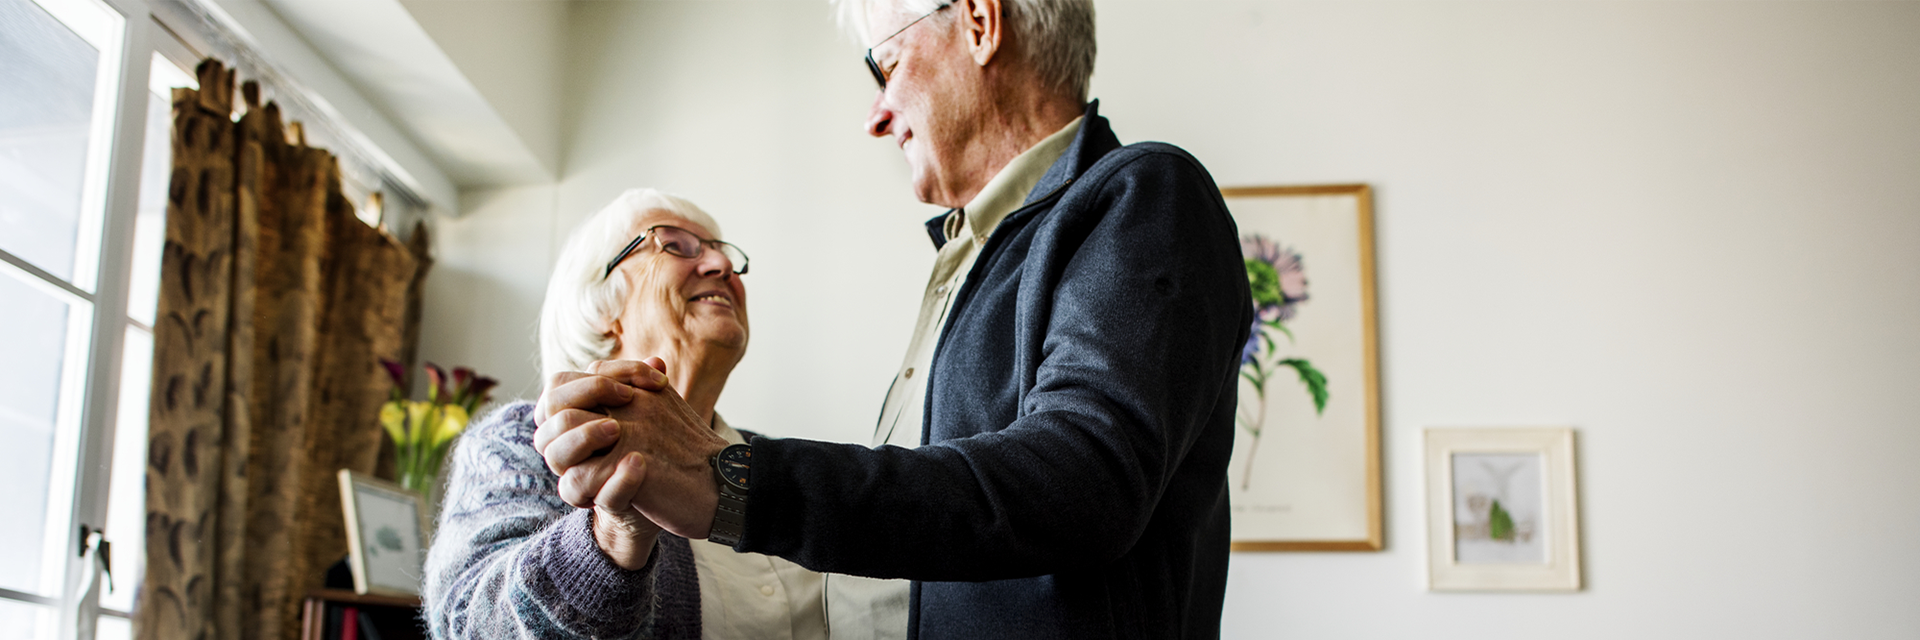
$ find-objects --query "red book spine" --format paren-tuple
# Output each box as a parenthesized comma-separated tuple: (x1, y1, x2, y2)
(339, 606, 360, 640)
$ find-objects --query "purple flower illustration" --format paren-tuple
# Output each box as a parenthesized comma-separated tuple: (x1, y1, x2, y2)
(1237, 233, 1329, 490)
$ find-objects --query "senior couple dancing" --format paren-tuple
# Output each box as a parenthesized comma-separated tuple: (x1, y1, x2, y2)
(422, 0, 1252, 638)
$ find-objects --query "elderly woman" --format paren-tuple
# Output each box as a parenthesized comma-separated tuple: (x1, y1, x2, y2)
(423, 189, 826, 640)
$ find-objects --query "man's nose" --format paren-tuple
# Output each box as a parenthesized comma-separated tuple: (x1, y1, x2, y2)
(865, 90, 893, 138)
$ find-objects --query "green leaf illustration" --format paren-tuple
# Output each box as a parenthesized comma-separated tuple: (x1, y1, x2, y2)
(1246, 259, 1284, 309)
(376, 526, 405, 552)
(1263, 319, 1294, 343)
(1489, 499, 1515, 541)
(1278, 358, 1329, 414)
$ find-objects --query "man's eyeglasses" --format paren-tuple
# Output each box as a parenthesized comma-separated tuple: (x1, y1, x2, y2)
(603, 225, 749, 279)
(865, 2, 953, 89)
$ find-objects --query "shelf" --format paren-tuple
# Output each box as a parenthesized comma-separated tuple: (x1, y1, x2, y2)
(301, 589, 425, 640)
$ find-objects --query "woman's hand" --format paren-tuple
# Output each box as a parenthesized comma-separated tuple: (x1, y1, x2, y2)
(534, 358, 730, 541)
(536, 359, 670, 567)
(590, 452, 662, 570)
(533, 358, 670, 486)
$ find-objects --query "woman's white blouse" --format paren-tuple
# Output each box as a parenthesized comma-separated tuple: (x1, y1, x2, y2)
(690, 417, 828, 640)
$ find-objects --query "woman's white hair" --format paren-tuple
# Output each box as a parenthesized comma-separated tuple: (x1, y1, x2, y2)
(538, 188, 722, 388)
(833, 0, 1096, 102)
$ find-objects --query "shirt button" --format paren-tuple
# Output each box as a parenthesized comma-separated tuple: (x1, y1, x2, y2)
(759, 584, 775, 596)
(904, 368, 914, 379)
(934, 285, 949, 295)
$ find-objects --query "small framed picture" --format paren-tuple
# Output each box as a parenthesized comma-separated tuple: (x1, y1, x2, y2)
(338, 470, 428, 596)
(1424, 428, 1581, 591)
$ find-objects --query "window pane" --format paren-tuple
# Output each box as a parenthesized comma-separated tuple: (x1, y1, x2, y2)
(0, 271, 72, 595)
(0, 0, 102, 283)
(99, 326, 151, 613)
(94, 615, 131, 640)
(126, 75, 173, 326)
(0, 597, 54, 640)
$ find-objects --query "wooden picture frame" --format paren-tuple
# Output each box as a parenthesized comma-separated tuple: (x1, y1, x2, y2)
(338, 470, 428, 596)
(1425, 427, 1582, 591)
(1221, 184, 1383, 551)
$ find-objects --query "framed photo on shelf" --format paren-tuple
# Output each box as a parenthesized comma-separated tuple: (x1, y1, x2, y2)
(1221, 184, 1382, 551)
(1424, 427, 1582, 591)
(338, 470, 429, 596)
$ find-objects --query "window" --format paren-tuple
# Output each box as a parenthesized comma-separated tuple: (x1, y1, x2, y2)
(91, 53, 195, 640)
(0, 0, 191, 637)
(4, 0, 424, 634)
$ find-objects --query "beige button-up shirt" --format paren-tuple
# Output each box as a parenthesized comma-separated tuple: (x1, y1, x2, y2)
(694, 416, 829, 640)
(823, 116, 1084, 640)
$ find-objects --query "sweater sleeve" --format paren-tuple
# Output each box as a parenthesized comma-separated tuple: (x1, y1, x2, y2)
(422, 402, 699, 640)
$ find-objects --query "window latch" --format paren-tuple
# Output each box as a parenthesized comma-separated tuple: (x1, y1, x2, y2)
(77, 525, 114, 593)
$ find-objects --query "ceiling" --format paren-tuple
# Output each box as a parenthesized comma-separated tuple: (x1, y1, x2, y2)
(207, 0, 569, 203)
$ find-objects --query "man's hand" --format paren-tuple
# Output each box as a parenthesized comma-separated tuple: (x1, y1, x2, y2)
(533, 359, 731, 541)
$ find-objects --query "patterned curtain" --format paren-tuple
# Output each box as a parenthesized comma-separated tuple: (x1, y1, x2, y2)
(135, 59, 432, 640)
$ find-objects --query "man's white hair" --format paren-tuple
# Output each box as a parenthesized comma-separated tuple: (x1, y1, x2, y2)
(538, 188, 723, 388)
(834, 0, 1096, 102)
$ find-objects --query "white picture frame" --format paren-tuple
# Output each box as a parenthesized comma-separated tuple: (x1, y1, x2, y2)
(1425, 427, 1581, 591)
(338, 469, 428, 596)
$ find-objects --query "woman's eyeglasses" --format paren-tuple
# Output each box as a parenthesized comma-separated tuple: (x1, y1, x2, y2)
(603, 225, 749, 279)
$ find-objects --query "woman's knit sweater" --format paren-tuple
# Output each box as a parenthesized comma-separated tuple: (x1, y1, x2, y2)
(422, 401, 702, 639)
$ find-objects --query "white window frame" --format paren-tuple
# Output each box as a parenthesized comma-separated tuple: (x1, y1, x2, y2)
(0, 0, 190, 637)
(2, 0, 425, 637)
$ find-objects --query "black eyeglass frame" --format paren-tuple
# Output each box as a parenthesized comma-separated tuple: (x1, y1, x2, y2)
(603, 225, 750, 279)
(864, 2, 954, 89)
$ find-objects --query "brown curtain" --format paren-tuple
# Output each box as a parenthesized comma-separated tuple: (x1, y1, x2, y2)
(136, 59, 432, 640)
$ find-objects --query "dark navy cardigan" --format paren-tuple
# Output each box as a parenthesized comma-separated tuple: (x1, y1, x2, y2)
(744, 101, 1252, 640)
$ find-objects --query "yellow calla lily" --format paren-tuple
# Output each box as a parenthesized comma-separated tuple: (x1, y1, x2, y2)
(379, 401, 408, 445)
(433, 404, 470, 447)
(406, 401, 437, 448)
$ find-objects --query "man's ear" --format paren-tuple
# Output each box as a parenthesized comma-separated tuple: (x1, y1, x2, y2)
(961, 0, 1004, 67)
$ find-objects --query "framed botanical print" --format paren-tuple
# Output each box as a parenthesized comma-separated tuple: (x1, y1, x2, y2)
(1221, 184, 1383, 551)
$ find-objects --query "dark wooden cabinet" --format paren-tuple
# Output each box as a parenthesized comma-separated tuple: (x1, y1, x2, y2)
(300, 590, 425, 640)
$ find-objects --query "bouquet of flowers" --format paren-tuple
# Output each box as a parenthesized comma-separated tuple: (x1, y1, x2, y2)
(379, 360, 497, 494)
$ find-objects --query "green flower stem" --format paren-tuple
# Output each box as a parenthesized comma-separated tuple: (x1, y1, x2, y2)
(1240, 382, 1267, 491)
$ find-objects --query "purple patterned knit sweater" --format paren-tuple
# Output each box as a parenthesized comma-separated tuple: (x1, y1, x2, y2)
(422, 402, 702, 639)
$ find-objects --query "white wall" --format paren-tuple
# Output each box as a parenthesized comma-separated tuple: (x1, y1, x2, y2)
(401, 0, 569, 175)
(416, 2, 1920, 638)
(418, 184, 561, 401)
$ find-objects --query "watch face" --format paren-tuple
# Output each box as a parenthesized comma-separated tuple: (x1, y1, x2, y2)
(715, 444, 751, 490)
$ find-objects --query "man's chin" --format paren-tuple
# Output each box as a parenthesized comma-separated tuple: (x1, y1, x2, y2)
(909, 172, 945, 207)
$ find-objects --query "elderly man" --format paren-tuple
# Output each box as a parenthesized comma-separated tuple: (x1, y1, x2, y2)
(535, 0, 1251, 637)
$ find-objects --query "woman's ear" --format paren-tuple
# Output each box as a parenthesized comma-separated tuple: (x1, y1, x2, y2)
(603, 318, 624, 355)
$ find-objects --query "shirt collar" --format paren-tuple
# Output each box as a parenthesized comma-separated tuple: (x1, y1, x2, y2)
(951, 116, 1085, 247)
(711, 413, 746, 445)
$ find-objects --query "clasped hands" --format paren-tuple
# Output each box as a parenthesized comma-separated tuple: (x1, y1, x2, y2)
(533, 358, 730, 569)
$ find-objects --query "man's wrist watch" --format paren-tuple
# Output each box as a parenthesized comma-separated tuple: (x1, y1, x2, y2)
(708, 443, 751, 547)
